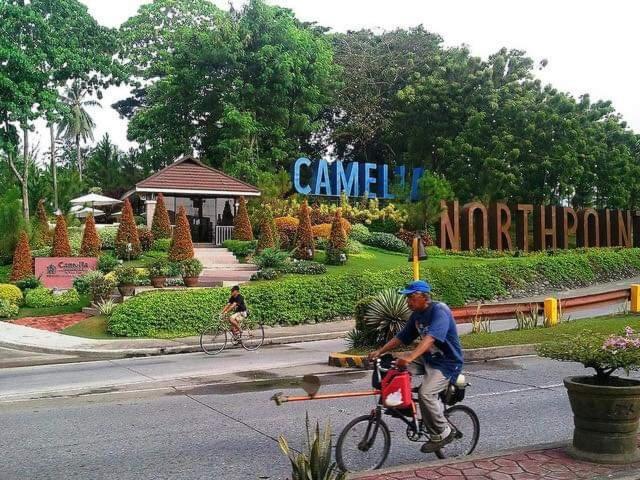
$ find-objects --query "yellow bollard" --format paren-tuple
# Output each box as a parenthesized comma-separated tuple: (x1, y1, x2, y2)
(412, 237, 420, 281)
(631, 285, 640, 313)
(544, 297, 558, 327)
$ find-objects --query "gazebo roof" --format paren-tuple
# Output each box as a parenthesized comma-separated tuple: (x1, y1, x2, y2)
(124, 155, 260, 198)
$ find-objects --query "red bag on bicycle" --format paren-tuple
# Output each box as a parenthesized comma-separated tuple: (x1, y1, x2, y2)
(381, 369, 412, 409)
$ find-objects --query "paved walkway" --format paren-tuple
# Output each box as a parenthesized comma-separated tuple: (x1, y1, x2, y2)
(353, 443, 640, 480)
(11, 313, 89, 332)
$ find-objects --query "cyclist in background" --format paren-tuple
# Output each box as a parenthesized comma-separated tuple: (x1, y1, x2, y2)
(221, 285, 247, 342)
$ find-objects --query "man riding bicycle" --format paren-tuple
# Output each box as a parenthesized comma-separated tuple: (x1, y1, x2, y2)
(368, 280, 464, 453)
(220, 285, 247, 342)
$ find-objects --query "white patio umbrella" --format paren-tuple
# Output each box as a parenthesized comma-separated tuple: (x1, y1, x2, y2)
(70, 193, 123, 208)
(74, 207, 105, 218)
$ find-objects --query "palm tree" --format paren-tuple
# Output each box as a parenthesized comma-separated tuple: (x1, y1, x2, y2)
(57, 81, 101, 182)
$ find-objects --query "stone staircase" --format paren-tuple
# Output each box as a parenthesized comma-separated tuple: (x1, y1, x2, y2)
(194, 246, 258, 285)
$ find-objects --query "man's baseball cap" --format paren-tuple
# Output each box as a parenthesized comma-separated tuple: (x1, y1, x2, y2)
(398, 280, 432, 295)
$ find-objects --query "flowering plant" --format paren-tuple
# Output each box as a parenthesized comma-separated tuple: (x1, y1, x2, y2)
(537, 327, 640, 384)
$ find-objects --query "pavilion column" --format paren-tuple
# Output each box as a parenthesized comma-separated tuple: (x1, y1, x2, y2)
(145, 198, 157, 230)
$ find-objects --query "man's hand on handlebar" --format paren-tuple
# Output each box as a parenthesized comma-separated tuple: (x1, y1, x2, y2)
(395, 355, 411, 369)
(367, 349, 383, 361)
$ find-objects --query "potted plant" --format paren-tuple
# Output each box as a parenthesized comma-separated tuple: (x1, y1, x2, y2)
(89, 273, 116, 304)
(180, 258, 203, 287)
(149, 259, 169, 288)
(538, 327, 640, 464)
(114, 265, 137, 296)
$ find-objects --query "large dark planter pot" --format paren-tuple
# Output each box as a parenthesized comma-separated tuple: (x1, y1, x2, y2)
(117, 284, 136, 297)
(564, 375, 640, 464)
(183, 276, 199, 287)
(150, 276, 166, 288)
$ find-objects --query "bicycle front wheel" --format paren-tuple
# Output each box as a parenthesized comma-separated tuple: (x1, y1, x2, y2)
(435, 405, 480, 459)
(240, 323, 264, 351)
(336, 414, 391, 473)
(200, 326, 227, 355)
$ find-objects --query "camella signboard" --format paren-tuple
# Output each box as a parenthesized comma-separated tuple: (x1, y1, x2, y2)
(35, 257, 98, 288)
(291, 158, 425, 200)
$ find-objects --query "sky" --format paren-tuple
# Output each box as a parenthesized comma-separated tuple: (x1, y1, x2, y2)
(31, 0, 640, 157)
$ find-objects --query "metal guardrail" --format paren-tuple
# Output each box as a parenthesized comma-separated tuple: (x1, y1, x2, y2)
(452, 288, 631, 323)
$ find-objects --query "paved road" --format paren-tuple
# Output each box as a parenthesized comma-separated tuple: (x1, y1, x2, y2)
(3, 355, 635, 480)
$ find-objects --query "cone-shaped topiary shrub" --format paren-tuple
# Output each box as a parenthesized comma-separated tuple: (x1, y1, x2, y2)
(326, 208, 348, 265)
(257, 210, 276, 253)
(294, 201, 314, 260)
(169, 206, 194, 261)
(10, 230, 32, 281)
(52, 215, 72, 257)
(151, 193, 172, 239)
(232, 196, 254, 241)
(32, 199, 52, 248)
(115, 199, 142, 260)
(80, 213, 102, 257)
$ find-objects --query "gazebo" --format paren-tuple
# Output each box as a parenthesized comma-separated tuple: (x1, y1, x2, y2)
(122, 155, 260, 245)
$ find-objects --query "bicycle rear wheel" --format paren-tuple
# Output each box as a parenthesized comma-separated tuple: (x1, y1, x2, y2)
(336, 414, 391, 472)
(240, 323, 264, 351)
(435, 405, 480, 459)
(200, 326, 227, 355)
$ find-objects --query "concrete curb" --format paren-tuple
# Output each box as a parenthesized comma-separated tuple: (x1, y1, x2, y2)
(328, 352, 370, 369)
(0, 330, 350, 359)
(328, 344, 538, 369)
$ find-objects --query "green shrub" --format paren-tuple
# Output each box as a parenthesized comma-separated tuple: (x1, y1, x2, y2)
(14, 275, 42, 292)
(315, 238, 328, 250)
(114, 265, 138, 285)
(167, 261, 182, 277)
(369, 217, 402, 234)
(149, 259, 169, 277)
(89, 273, 116, 302)
(68, 227, 83, 255)
(107, 248, 640, 337)
(253, 248, 289, 269)
(73, 270, 105, 295)
(98, 254, 119, 273)
(98, 227, 118, 250)
(180, 258, 203, 277)
(223, 240, 258, 258)
(349, 223, 371, 243)
(31, 247, 51, 257)
(280, 260, 327, 275)
(24, 287, 80, 308)
(152, 238, 172, 252)
(346, 239, 363, 254)
(365, 232, 409, 253)
(0, 299, 19, 318)
(251, 268, 280, 281)
(0, 283, 24, 306)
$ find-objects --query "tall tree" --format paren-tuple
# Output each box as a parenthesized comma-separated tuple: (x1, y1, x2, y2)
(57, 81, 102, 181)
(0, 0, 124, 219)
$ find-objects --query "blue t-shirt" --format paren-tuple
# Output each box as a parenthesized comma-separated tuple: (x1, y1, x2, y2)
(395, 302, 464, 380)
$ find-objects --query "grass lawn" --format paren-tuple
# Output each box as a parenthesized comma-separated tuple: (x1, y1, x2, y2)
(0, 265, 10, 283)
(344, 314, 640, 354)
(460, 314, 640, 349)
(60, 315, 119, 339)
(17, 295, 91, 318)
(313, 247, 495, 277)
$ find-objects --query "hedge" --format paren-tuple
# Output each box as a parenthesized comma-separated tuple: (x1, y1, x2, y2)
(24, 288, 80, 308)
(108, 248, 640, 337)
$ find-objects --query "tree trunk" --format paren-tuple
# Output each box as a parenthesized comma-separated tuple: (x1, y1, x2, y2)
(50, 124, 58, 211)
(22, 127, 30, 222)
(76, 134, 82, 181)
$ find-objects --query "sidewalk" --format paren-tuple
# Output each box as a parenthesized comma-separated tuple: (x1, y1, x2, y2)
(1, 275, 638, 358)
(351, 441, 640, 480)
(0, 318, 354, 357)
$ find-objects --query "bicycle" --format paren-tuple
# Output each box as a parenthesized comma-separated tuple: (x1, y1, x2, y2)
(335, 354, 480, 473)
(200, 311, 264, 355)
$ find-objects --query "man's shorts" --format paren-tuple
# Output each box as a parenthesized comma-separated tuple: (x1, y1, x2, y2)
(230, 311, 248, 322)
